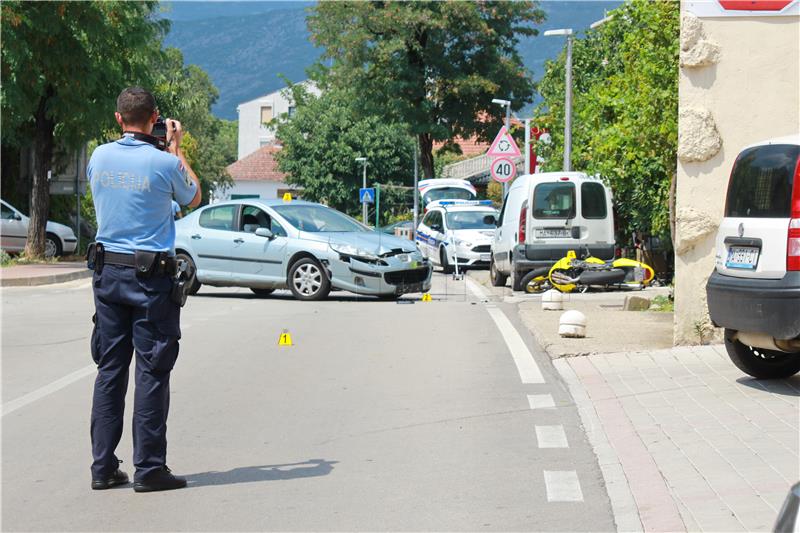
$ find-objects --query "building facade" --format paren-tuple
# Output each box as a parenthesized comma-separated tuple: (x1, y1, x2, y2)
(674, 0, 799, 344)
(236, 81, 319, 160)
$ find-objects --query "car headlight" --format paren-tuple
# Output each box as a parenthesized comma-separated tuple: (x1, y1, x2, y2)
(329, 243, 380, 262)
(454, 238, 472, 247)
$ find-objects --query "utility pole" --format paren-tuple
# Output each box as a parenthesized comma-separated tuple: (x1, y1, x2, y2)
(413, 144, 419, 240)
(544, 28, 574, 172)
(355, 157, 368, 224)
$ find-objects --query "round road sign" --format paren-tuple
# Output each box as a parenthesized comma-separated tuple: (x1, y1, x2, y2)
(491, 157, 517, 183)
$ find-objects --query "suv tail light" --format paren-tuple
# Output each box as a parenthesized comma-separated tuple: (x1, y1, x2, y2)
(518, 204, 527, 245)
(789, 156, 800, 271)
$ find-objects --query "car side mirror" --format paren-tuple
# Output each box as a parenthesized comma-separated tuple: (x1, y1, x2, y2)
(483, 215, 497, 226)
(13, 213, 22, 221)
(255, 227, 275, 239)
(431, 224, 442, 233)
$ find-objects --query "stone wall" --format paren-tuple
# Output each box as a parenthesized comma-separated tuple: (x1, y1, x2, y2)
(675, 10, 800, 345)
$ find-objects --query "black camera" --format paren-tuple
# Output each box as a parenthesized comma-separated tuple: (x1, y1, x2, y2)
(151, 116, 168, 140)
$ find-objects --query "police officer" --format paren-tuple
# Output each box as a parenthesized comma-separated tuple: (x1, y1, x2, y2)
(87, 87, 201, 492)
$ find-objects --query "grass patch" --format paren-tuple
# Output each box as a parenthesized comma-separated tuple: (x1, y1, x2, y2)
(649, 294, 674, 313)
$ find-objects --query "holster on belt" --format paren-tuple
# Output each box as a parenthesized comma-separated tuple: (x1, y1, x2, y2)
(86, 242, 104, 273)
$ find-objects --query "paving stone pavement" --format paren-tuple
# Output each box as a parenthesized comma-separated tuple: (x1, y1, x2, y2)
(560, 345, 799, 532)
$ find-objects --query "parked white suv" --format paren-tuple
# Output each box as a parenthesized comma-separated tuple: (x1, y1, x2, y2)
(490, 172, 615, 290)
(706, 135, 800, 379)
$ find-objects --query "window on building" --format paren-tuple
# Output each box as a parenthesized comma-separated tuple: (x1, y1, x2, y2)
(287, 106, 296, 118)
(260, 106, 273, 125)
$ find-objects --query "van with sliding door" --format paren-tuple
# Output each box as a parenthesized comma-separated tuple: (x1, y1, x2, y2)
(490, 172, 615, 291)
(706, 135, 800, 379)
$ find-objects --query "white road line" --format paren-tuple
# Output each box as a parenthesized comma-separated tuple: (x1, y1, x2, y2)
(536, 425, 569, 448)
(465, 276, 489, 301)
(2, 364, 96, 417)
(528, 394, 555, 409)
(485, 307, 545, 384)
(544, 471, 584, 502)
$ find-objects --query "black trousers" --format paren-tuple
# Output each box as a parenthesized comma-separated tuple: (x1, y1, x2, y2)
(90, 264, 181, 482)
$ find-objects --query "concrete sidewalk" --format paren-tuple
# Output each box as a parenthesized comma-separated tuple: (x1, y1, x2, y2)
(556, 345, 799, 532)
(0, 261, 91, 287)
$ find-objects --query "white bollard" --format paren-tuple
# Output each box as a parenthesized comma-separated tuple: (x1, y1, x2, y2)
(559, 310, 587, 338)
(542, 289, 564, 311)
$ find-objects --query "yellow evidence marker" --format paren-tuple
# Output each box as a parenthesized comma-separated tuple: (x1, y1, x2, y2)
(282, 192, 292, 202)
(421, 293, 432, 302)
(278, 330, 293, 346)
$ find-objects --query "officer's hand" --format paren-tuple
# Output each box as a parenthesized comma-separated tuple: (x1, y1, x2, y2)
(166, 119, 183, 154)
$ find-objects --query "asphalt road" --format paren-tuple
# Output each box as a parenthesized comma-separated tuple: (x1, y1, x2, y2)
(2, 272, 615, 531)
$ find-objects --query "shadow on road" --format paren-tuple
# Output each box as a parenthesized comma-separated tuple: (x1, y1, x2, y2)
(185, 458, 338, 488)
(736, 376, 800, 397)
(191, 291, 413, 303)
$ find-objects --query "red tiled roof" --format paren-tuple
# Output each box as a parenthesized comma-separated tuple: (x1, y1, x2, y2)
(226, 145, 287, 182)
(434, 116, 523, 157)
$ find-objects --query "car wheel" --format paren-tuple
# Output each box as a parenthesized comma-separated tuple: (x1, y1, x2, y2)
(489, 257, 507, 287)
(288, 257, 330, 301)
(176, 252, 201, 295)
(45, 233, 62, 258)
(250, 288, 275, 297)
(439, 247, 453, 274)
(724, 329, 800, 379)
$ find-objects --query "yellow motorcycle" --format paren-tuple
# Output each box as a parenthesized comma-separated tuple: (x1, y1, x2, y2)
(521, 250, 655, 294)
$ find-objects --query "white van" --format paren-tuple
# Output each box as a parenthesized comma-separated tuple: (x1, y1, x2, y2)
(490, 172, 615, 290)
(706, 135, 800, 379)
(418, 179, 477, 209)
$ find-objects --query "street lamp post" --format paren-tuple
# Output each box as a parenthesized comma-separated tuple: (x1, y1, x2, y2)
(355, 156, 368, 224)
(491, 98, 512, 194)
(543, 28, 574, 172)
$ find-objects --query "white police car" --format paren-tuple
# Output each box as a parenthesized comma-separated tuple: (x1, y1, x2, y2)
(416, 200, 498, 273)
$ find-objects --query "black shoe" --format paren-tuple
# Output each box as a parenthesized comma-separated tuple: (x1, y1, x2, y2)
(92, 463, 130, 490)
(133, 466, 187, 493)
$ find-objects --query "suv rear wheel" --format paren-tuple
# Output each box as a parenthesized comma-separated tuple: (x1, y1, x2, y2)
(724, 329, 800, 379)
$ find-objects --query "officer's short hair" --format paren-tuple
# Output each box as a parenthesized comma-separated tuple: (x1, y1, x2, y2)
(116, 87, 156, 126)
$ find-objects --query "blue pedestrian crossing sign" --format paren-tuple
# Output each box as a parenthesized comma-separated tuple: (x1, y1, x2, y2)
(360, 187, 375, 204)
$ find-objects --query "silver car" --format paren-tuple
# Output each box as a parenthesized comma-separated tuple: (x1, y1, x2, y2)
(174, 199, 433, 300)
(1, 199, 78, 258)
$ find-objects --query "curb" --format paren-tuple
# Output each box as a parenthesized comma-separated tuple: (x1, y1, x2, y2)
(0, 269, 92, 287)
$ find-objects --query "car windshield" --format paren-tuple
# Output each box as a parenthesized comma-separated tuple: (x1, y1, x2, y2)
(272, 204, 369, 233)
(423, 187, 475, 204)
(446, 210, 497, 230)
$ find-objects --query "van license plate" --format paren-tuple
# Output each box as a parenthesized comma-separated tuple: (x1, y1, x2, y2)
(726, 246, 759, 269)
(535, 229, 570, 239)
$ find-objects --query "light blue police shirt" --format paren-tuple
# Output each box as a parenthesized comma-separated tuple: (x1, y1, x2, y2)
(87, 134, 197, 255)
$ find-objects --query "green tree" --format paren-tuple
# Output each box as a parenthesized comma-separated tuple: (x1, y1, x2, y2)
(1, 1, 166, 258)
(535, 0, 678, 245)
(274, 84, 414, 219)
(150, 47, 235, 203)
(307, 1, 545, 180)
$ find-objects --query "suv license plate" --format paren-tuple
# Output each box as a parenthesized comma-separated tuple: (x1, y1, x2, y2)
(535, 228, 570, 239)
(726, 246, 759, 270)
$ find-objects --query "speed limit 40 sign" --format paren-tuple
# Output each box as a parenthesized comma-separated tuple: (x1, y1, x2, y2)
(490, 157, 517, 183)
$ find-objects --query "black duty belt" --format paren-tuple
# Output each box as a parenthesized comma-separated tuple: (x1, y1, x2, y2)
(105, 250, 177, 277)
(104, 251, 137, 267)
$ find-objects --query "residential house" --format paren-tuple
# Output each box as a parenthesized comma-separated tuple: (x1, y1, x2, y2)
(236, 81, 319, 160)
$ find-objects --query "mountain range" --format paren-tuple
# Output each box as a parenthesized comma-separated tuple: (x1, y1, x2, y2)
(161, 0, 620, 120)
